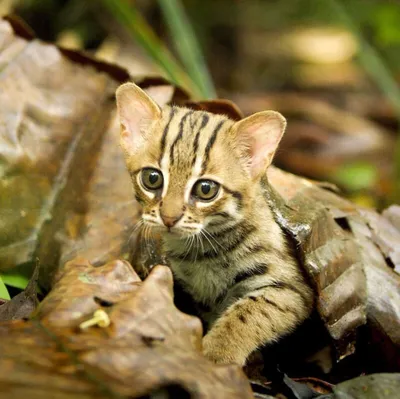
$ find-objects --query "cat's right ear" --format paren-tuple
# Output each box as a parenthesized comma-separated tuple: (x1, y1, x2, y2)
(116, 83, 161, 153)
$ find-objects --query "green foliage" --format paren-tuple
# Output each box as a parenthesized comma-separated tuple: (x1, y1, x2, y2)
(157, 0, 216, 99)
(334, 162, 378, 191)
(0, 276, 10, 300)
(373, 4, 400, 46)
(0, 272, 30, 290)
(100, 0, 207, 99)
(0, 262, 38, 297)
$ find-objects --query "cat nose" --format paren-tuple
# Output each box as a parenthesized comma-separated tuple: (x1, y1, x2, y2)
(160, 213, 183, 228)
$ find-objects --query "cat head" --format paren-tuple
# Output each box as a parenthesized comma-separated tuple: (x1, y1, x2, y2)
(116, 83, 286, 237)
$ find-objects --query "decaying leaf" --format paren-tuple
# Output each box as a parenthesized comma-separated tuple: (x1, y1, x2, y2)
(361, 206, 400, 274)
(0, 17, 121, 284)
(265, 167, 400, 370)
(184, 99, 244, 121)
(348, 209, 400, 371)
(264, 168, 368, 359)
(326, 373, 400, 399)
(0, 258, 253, 398)
(383, 205, 400, 231)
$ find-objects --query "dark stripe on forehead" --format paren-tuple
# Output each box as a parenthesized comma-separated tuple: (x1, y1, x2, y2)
(159, 107, 177, 164)
(192, 113, 210, 167)
(201, 119, 225, 172)
(190, 112, 198, 130)
(170, 110, 193, 165)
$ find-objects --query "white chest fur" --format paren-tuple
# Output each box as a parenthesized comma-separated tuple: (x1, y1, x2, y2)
(169, 257, 233, 305)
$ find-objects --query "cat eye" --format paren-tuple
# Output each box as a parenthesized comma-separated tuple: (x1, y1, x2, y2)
(192, 180, 220, 201)
(141, 168, 163, 190)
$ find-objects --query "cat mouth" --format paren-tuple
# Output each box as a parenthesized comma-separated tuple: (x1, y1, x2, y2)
(144, 221, 200, 237)
(165, 227, 192, 236)
(164, 226, 201, 238)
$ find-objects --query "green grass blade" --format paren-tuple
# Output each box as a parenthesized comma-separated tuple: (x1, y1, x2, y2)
(0, 275, 10, 300)
(100, 0, 201, 98)
(157, 0, 216, 99)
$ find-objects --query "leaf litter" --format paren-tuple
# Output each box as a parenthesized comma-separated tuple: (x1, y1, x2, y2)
(0, 15, 399, 399)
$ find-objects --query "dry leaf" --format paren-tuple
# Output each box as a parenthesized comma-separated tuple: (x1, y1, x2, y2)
(0, 17, 121, 287)
(0, 258, 253, 398)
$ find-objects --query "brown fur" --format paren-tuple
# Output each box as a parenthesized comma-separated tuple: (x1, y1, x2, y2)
(116, 83, 314, 365)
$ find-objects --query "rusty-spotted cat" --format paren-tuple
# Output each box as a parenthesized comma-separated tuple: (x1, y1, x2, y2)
(116, 83, 314, 365)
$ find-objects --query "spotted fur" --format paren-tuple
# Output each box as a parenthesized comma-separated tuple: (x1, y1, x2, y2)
(116, 83, 314, 365)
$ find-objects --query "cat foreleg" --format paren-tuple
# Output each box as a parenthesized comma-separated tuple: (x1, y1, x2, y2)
(202, 284, 312, 365)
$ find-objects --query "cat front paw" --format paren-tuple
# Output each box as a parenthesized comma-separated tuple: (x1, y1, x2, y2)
(202, 334, 247, 366)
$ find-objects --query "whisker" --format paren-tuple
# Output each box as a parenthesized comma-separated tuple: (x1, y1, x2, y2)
(176, 234, 195, 268)
(194, 234, 200, 263)
(199, 232, 205, 254)
(142, 224, 149, 254)
(203, 228, 226, 251)
(201, 230, 218, 254)
(128, 219, 144, 246)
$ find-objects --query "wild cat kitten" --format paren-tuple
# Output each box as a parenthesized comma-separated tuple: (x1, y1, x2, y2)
(116, 83, 314, 366)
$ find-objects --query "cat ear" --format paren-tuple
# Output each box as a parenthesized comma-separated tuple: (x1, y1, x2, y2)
(116, 82, 162, 153)
(144, 85, 174, 108)
(233, 111, 286, 179)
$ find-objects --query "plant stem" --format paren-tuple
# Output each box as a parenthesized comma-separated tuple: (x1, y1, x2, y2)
(157, 0, 216, 99)
(100, 0, 201, 98)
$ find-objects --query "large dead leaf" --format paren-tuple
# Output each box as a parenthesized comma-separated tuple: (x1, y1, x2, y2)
(265, 167, 400, 370)
(0, 17, 121, 282)
(327, 373, 400, 399)
(0, 258, 253, 398)
(263, 168, 368, 359)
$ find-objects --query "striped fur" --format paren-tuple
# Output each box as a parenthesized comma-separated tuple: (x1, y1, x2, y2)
(116, 83, 314, 366)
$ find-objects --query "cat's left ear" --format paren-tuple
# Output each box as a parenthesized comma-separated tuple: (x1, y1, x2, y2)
(116, 82, 162, 153)
(233, 111, 286, 179)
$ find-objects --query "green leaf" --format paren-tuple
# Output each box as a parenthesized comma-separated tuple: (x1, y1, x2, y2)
(0, 273, 30, 290)
(0, 261, 34, 290)
(0, 276, 10, 300)
(334, 162, 377, 191)
(373, 4, 400, 46)
(99, 0, 202, 98)
(157, 0, 216, 99)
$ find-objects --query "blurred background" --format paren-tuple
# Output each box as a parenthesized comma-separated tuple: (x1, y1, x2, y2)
(2, 0, 400, 208)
